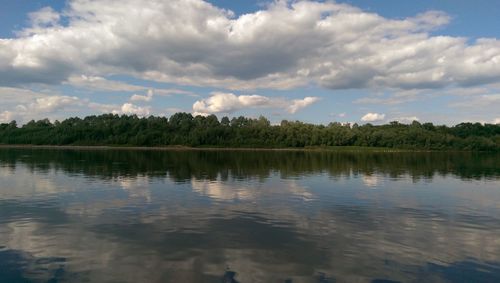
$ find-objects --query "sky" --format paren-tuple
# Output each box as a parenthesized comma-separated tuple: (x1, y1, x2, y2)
(0, 0, 499, 125)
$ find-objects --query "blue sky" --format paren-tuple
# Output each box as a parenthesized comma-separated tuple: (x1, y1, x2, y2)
(0, 0, 499, 125)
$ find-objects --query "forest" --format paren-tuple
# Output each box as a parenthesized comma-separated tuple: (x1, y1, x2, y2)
(0, 113, 499, 151)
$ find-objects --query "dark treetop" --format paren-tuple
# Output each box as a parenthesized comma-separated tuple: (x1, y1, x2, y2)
(1, 113, 499, 151)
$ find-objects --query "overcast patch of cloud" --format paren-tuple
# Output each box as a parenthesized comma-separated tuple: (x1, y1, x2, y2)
(192, 92, 319, 116)
(0, 0, 499, 92)
(361, 113, 386, 122)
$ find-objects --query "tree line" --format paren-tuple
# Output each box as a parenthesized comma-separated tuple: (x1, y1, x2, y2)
(0, 113, 499, 151)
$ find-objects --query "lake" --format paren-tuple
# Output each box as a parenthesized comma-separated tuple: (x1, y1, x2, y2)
(0, 148, 499, 283)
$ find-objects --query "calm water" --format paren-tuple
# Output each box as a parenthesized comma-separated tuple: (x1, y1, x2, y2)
(0, 149, 499, 283)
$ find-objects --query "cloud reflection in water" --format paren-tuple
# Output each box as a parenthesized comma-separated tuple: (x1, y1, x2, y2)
(0, 149, 499, 282)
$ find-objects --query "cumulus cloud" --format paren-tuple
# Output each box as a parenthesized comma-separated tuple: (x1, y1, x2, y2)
(361, 113, 386, 122)
(0, 87, 155, 123)
(0, 87, 73, 123)
(0, 0, 499, 91)
(0, 94, 82, 123)
(113, 103, 150, 117)
(130, 90, 153, 102)
(28, 95, 81, 112)
(192, 92, 319, 116)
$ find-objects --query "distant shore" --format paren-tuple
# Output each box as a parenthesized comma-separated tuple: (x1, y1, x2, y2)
(0, 144, 448, 152)
(2, 114, 498, 151)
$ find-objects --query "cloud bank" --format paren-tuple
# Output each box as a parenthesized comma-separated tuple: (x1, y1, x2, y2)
(0, 88, 152, 124)
(0, 95, 82, 123)
(0, 0, 499, 91)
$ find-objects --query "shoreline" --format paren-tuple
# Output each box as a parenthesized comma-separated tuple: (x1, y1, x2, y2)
(0, 144, 306, 152)
(0, 144, 464, 153)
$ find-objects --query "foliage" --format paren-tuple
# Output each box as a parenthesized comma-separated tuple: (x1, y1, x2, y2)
(0, 113, 499, 151)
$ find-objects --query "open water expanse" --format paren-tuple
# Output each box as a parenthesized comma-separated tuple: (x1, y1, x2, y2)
(0, 148, 499, 283)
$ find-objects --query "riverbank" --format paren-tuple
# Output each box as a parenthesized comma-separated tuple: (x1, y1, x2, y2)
(0, 144, 446, 152)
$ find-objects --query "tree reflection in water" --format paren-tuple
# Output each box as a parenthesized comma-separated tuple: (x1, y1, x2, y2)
(0, 148, 499, 282)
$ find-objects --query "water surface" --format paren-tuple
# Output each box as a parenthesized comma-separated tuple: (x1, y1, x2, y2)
(0, 149, 499, 282)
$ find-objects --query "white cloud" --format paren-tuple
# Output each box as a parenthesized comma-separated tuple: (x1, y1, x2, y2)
(361, 113, 386, 122)
(29, 95, 81, 112)
(0, 0, 499, 91)
(287, 97, 320, 114)
(66, 75, 196, 97)
(451, 93, 500, 108)
(494, 118, 500, 124)
(0, 87, 47, 104)
(66, 75, 147, 92)
(66, 75, 199, 101)
(354, 90, 423, 105)
(0, 87, 74, 123)
(86, 102, 118, 114)
(193, 93, 271, 115)
(28, 7, 60, 28)
(392, 116, 420, 124)
(0, 86, 159, 123)
(130, 90, 153, 102)
(0, 94, 82, 123)
(0, 111, 17, 123)
(113, 103, 151, 117)
(154, 89, 198, 97)
(192, 92, 319, 116)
